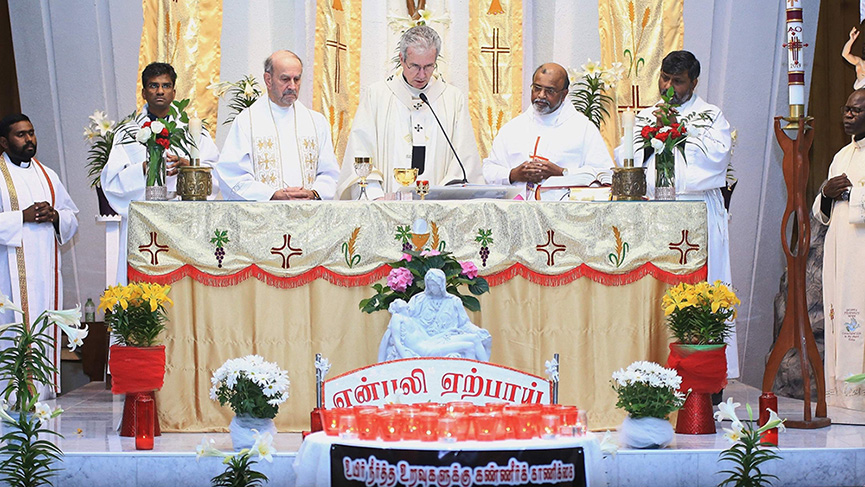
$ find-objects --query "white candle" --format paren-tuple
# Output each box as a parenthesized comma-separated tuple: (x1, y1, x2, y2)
(622, 110, 635, 164)
(188, 115, 202, 163)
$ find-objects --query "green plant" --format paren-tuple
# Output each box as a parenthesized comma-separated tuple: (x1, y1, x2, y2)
(197, 434, 273, 487)
(359, 249, 489, 314)
(663, 280, 739, 344)
(0, 395, 64, 487)
(715, 399, 785, 487)
(569, 60, 622, 128)
(98, 282, 172, 347)
(611, 361, 685, 419)
(210, 355, 289, 419)
(83, 111, 133, 188)
(209, 76, 262, 125)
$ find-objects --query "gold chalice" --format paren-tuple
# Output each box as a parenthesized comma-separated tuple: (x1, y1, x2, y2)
(415, 180, 430, 200)
(354, 157, 372, 200)
(393, 167, 419, 200)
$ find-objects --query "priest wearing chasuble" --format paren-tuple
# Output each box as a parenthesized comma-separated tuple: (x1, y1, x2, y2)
(483, 63, 613, 189)
(216, 50, 339, 201)
(336, 25, 482, 200)
(813, 89, 865, 410)
(101, 62, 220, 284)
(0, 114, 79, 397)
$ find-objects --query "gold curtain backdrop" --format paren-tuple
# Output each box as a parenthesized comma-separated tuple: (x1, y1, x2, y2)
(137, 0, 223, 127)
(125, 201, 708, 431)
(314, 0, 362, 165)
(468, 0, 523, 159)
(598, 0, 683, 151)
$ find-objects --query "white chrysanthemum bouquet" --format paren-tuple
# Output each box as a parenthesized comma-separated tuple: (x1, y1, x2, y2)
(611, 361, 686, 419)
(210, 355, 290, 419)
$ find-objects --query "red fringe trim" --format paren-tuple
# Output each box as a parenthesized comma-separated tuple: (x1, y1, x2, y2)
(129, 262, 706, 289)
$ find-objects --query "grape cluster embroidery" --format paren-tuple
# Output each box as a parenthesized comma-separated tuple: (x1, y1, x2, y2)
(210, 229, 229, 268)
(475, 229, 493, 267)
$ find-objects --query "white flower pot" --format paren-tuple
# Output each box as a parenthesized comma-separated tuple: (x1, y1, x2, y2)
(619, 415, 673, 449)
(229, 415, 276, 451)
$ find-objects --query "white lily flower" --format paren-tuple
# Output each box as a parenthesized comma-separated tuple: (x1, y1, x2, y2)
(0, 399, 15, 423)
(34, 402, 52, 424)
(722, 421, 744, 444)
(714, 397, 741, 422)
(580, 59, 602, 77)
(83, 126, 98, 140)
(195, 437, 224, 461)
(599, 430, 618, 457)
(0, 293, 23, 315)
(415, 9, 432, 25)
(136, 126, 152, 143)
(47, 305, 82, 328)
(249, 429, 275, 463)
(149, 120, 165, 134)
(206, 81, 232, 98)
(757, 408, 786, 434)
(242, 81, 257, 98)
(650, 138, 665, 153)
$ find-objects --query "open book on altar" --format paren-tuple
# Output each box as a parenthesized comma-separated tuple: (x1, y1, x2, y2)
(421, 184, 519, 200)
(535, 167, 613, 201)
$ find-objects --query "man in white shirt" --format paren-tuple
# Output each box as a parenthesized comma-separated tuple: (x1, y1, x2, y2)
(483, 62, 613, 192)
(336, 25, 482, 199)
(0, 114, 79, 396)
(101, 62, 220, 284)
(216, 50, 340, 201)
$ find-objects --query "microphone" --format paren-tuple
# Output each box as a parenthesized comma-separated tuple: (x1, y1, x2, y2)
(419, 92, 468, 186)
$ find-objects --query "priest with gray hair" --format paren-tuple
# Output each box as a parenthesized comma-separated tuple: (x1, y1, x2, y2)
(336, 25, 482, 199)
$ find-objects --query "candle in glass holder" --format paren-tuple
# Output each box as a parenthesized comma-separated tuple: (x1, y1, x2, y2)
(540, 413, 560, 439)
(134, 393, 154, 450)
(417, 412, 439, 442)
(376, 410, 399, 441)
(356, 409, 379, 440)
(338, 412, 358, 439)
(471, 412, 501, 441)
(401, 407, 422, 440)
(437, 416, 458, 442)
(450, 413, 471, 441)
(321, 408, 345, 436)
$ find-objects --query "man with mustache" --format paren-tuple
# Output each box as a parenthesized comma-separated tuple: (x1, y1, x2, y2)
(0, 114, 79, 397)
(482, 63, 612, 192)
(813, 89, 865, 410)
(336, 25, 482, 199)
(101, 62, 220, 284)
(620, 50, 736, 378)
(217, 50, 339, 201)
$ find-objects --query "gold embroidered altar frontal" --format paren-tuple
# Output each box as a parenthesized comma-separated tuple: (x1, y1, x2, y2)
(126, 201, 707, 431)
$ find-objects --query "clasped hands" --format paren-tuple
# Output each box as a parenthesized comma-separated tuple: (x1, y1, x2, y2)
(509, 157, 566, 184)
(23, 201, 58, 224)
(271, 187, 316, 200)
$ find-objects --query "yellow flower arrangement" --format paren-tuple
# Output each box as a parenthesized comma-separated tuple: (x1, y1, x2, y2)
(662, 280, 740, 344)
(99, 282, 173, 347)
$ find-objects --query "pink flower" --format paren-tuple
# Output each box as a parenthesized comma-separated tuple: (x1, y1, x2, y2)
(420, 249, 441, 257)
(387, 267, 413, 292)
(402, 253, 412, 262)
(460, 261, 479, 279)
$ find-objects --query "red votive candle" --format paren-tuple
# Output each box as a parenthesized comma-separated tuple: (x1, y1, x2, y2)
(134, 393, 155, 450)
(758, 392, 779, 446)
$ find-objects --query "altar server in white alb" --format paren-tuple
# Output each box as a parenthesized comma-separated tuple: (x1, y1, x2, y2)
(616, 50, 736, 376)
(217, 50, 339, 201)
(0, 114, 79, 396)
(483, 63, 613, 189)
(813, 89, 865, 410)
(101, 62, 220, 284)
(336, 25, 482, 199)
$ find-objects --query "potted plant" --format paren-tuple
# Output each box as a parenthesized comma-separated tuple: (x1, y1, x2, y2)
(84, 110, 131, 216)
(0, 295, 88, 486)
(99, 282, 173, 437)
(360, 249, 489, 314)
(663, 280, 740, 434)
(208, 75, 262, 126)
(210, 355, 290, 451)
(568, 59, 624, 129)
(715, 398, 786, 487)
(196, 430, 275, 487)
(611, 361, 685, 449)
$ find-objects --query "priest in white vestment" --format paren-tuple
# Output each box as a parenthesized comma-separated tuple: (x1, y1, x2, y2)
(615, 51, 737, 377)
(216, 50, 339, 202)
(336, 25, 482, 200)
(0, 114, 79, 397)
(101, 63, 220, 284)
(484, 63, 613, 190)
(813, 89, 865, 410)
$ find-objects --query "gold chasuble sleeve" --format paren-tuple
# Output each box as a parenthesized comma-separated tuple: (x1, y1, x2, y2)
(314, 0, 362, 167)
(468, 1, 523, 159)
(137, 0, 223, 127)
(598, 0, 683, 150)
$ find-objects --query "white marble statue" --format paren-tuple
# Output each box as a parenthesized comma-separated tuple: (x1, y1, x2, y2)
(378, 269, 492, 362)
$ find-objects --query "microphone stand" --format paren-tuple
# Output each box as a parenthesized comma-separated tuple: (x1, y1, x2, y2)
(419, 92, 468, 185)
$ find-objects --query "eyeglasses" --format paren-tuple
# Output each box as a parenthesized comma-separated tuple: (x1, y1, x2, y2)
(146, 82, 174, 91)
(405, 63, 437, 75)
(842, 105, 864, 116)
(531, 84, 564, 96)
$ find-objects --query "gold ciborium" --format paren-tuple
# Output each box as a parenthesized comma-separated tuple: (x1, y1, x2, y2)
(393, 168, 419, 200)
(176, 162, 213, 201)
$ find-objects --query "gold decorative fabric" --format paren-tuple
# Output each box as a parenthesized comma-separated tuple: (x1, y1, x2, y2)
(127, 201, 708, 285)
(156, 274, 676, 432)
(314, 0, 362, 166)
(468, 0, 523, 159)
(137, 0, 223, 127)
(598, 0, 683, 150)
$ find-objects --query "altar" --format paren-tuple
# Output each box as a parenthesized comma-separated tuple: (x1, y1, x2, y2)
(127, 200, 707, 432)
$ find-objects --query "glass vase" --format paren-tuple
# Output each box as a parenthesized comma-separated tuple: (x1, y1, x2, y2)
(145, 144, 168, 201)
(654, 149, 676, 201)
